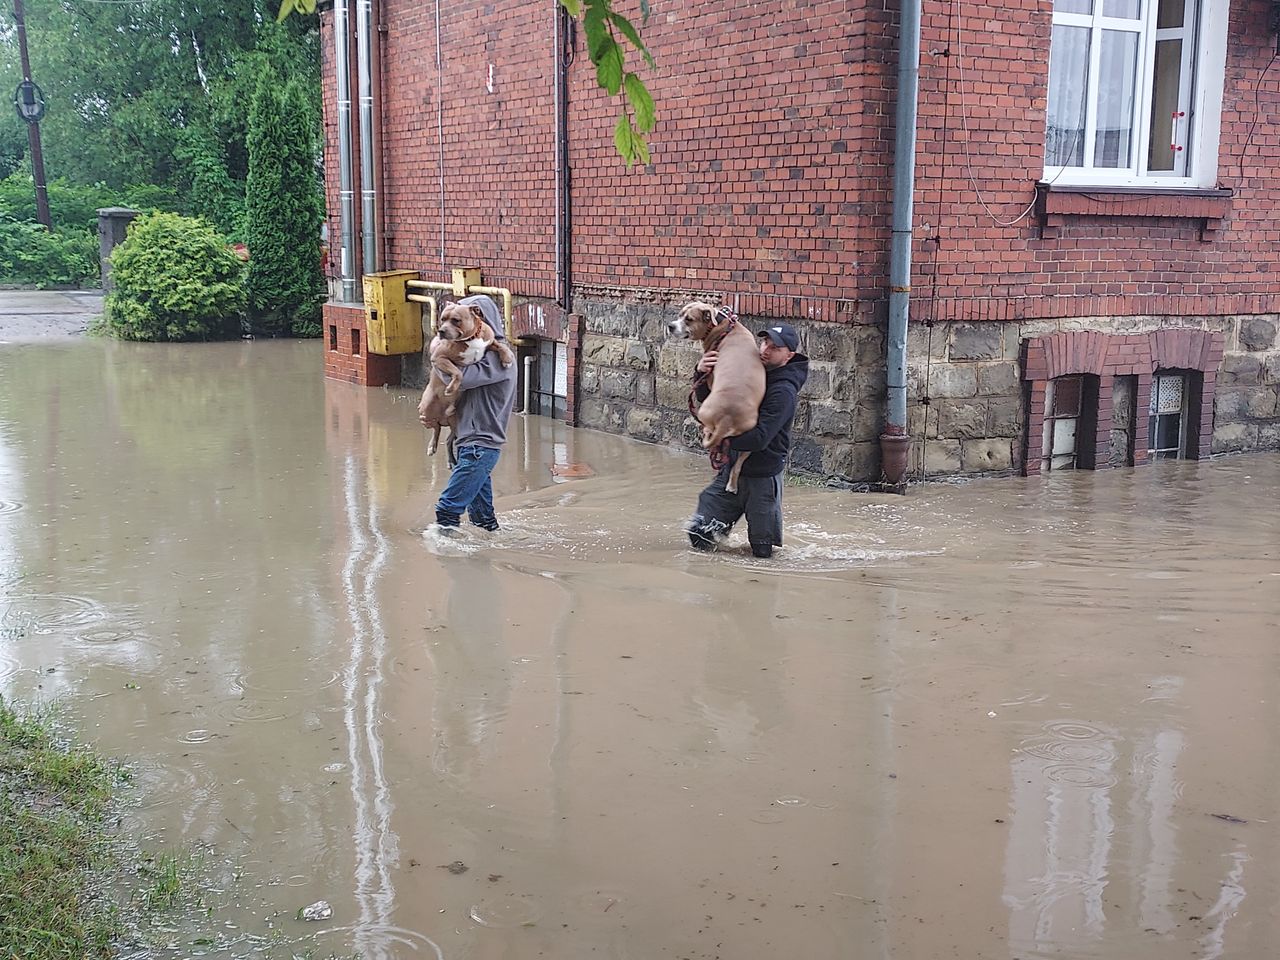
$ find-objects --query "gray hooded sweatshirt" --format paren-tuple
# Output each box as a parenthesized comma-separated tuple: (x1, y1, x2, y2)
(445, 294, 517, 449)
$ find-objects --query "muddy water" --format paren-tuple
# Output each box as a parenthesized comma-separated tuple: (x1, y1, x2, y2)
(1, 339, 1278, 959)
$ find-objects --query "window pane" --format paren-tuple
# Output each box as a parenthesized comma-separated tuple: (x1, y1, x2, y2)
(1052, 375, 1082, 416)
(1147, 39, 1184, 172)
(1052, 418, 1078, 457)
(1055, 0, 1093, 11)
(1155, 412, 1181, 451)
(1102, 0, 1141, 18)
(1046, 25, 1090, 167)
(1095, 30, 1139, 168)
(1157, 0, 1185, 28)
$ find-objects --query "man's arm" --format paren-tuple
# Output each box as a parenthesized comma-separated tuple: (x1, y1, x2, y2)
(728, 382, 798, 452)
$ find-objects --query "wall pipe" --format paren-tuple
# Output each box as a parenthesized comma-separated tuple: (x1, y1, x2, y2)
(334, 0, 356, 301)
(880, 0, 921, 491)
(554, 2, 572, 311)
(355, 0, 378, 276)
(370, 0, 387, 272)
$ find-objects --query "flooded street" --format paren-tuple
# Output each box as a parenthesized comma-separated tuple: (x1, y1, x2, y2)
(1, 338, 1278, 959)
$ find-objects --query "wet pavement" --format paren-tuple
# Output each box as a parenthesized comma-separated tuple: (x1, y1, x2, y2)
(1, 338, 1278, 959)
(0, 289, 104, 340)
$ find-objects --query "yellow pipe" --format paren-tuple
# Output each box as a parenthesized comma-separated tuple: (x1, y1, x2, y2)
(406, 293, 437, 333)
(404, 277, 516, 341)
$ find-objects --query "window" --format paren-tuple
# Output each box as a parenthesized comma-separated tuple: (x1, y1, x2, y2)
(1044, 0, 1228, 187)
(1148, 371, 1187, 458)
(1043, 375, 1083, 471)
(525, 338, 567, 419)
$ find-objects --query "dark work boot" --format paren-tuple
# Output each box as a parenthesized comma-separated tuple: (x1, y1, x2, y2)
(750, 542, 774, 559)
(687, 515, 728, 552)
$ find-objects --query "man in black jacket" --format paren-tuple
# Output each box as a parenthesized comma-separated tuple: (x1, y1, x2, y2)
(687, 321, 810, 559)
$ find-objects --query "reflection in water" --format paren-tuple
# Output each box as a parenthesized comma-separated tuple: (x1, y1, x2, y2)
(340, 454, 398, 957)
(0, 340, 1277, 959)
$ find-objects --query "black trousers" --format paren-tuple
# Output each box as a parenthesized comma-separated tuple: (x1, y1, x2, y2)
(688, 465, 783, 555)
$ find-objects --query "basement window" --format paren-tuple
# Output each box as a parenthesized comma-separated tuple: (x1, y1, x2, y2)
(1148, 371, 1188, 459)
(1043, 375, 1083, 470)
(525, 338, 568, 420)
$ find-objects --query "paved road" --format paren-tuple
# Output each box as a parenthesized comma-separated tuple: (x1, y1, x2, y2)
(0, 290, 103, 341)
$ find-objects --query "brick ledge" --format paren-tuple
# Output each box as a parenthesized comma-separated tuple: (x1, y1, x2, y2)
(1036, 183, 1234, 241)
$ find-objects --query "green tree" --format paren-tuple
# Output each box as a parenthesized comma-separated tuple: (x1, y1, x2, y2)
(104, 211, 246, 341)
(244, 70, 324, 337)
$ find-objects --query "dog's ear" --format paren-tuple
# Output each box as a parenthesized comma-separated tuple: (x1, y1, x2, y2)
(469, 306, 486, 325)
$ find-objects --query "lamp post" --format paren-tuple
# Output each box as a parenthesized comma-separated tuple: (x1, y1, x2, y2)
(12, 0, 50, 229)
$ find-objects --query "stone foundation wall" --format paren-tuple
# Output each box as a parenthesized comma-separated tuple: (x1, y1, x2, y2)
(562, 301, 1280, 483)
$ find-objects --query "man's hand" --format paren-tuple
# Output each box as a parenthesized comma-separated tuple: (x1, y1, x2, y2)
(697, 350, 718, 374)
(417, 390, 434, 426)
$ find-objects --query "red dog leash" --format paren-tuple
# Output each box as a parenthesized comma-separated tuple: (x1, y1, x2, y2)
(687, 307, 739, 471)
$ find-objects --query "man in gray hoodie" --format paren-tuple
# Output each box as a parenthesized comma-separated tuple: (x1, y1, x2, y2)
(422, 294, 517, 532)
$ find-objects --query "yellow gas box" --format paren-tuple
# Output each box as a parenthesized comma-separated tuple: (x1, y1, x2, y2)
(362, 270, 423, 355)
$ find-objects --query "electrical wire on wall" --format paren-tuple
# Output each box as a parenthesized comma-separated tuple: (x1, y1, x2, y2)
(436, 0, 446, 272)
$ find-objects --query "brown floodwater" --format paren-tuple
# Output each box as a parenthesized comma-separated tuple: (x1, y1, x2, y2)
(1, 339, 1278, 959)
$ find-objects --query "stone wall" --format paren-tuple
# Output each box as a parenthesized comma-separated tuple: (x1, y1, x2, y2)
(576, 302, 1280, 484)
(575, 299, 887, 482)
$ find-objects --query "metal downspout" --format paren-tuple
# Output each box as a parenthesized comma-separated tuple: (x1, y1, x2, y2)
(880, 0, 921, 490)
(370, 0, 387, 272)
(356, 0, 378, 276)
(554, 2, 572, 312)
(334, 0, 357, 301)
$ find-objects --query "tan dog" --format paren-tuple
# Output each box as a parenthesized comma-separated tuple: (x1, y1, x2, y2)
(669, 301, 765, 493)
(433, 302, 515, 415)
(417, 337, 458, 458)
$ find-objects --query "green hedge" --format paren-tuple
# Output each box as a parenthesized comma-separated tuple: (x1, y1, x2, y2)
(0, 222, 97, 288)
(103, 212, 246, 341)
(0, 173, 179, 232)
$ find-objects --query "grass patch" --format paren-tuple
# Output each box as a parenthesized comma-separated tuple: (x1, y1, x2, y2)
(0, 698, 121, 959)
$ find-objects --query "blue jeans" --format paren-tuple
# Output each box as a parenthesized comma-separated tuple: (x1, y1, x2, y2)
(435, 444, 502, 530)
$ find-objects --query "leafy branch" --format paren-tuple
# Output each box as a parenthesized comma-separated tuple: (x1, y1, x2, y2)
(561, 0, 655, 165)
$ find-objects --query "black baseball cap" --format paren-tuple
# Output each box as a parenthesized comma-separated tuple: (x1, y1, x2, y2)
(758, 322, 799, 352)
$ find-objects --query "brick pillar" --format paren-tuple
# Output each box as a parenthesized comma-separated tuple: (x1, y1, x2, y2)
(566, 312, 584, 426)
(322, 302, 402, 387)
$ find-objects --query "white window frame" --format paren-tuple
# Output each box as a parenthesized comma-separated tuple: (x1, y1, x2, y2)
(1043, 0, 1228, 189)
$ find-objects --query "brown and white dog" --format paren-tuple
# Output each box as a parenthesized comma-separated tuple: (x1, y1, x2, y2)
(416, 302, 514, 457)
(669, 301, 765, 493)
(432, 302, 515, 413)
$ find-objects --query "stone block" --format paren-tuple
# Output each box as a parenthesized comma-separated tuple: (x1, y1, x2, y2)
(789, 437, 826, 474)
(854, 326, 888, 367)
(820, 441, 881, 481)
(852, 402, 883, 442)
(1258, 421, 1280, 449)
(977, 362, 1020, 397)
(1216, 388, 1278, 421)
(927, 364, 980, 399)
(624, 340, 652, 370)
(1238, 317, 1278, 352)
(803, 361, 835, 399)
(580, 363, 600, 395)
(635, 375, 655, 407)
(582, 335, 627, 368)
(935, 399, 988, 439)
(962, 438, 1013, 472)
(804, 325, 854, 362)
(1219, 353, 1263, 385)
(808, 403, 854, 438)
(626, 408, 662, 441)
(657, 376, 691, 409)
(950, 323, 1003, 361)
(987, 397, 1021, 436)
(578, 398, 621, 432)
(906, 322, 948, 362)
(915, 438, 962, 475)
(600, 368, 638, 400)
(1211, 422, 1256, 453)
(1265, 353, 1280, 384)
(658, 341, 701, 378)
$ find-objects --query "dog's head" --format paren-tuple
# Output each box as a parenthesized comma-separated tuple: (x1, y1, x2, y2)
(436, 303, 485, 341)
(667, 301, 722, 340)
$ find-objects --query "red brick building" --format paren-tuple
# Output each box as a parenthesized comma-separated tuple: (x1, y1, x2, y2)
(319, 0, 1280, 480)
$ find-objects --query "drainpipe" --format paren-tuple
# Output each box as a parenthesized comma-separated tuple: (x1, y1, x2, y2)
(356, 0, 378, 276)
(554, 1, 572, 311)
(880, 0, 921, 491)
(334, 0, 357, 301)
(370, 0, 387, 271)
